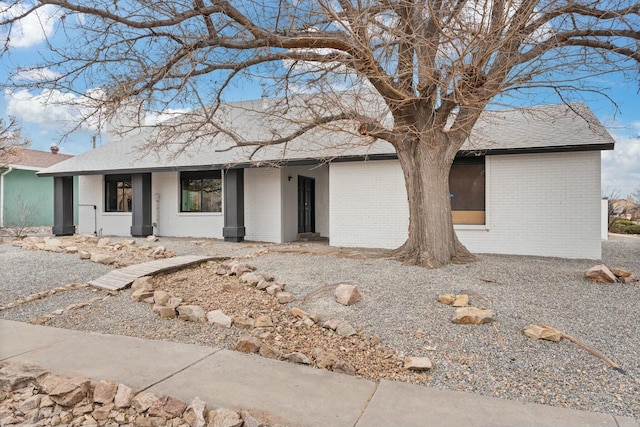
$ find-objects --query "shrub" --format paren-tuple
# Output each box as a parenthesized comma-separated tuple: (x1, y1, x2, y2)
(609, 217, 640, 234)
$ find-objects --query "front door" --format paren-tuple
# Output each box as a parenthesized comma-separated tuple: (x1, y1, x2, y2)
(298, 176, 315, 233)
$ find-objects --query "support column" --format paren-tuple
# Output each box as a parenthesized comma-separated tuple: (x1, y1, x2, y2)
(223, 168, 245, 242)
(52, 176, 75, 236)
(130, 173, 153, 237)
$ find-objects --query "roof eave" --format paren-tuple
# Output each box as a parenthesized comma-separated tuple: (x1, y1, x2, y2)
(36, 142, 614, 177)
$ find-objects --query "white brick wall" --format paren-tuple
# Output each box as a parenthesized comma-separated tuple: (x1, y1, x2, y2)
(330, 160, 408, 249)
(244, 168, 283, 242)
(329, 152, 602, 259)
(78, 175, 131, 236)
(458, 151, 602, 259)
(152, 172, 224, 238)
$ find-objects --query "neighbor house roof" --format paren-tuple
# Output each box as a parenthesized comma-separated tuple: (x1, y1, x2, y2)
(4, 148, 74, 171)
(38, 100, 615, 177)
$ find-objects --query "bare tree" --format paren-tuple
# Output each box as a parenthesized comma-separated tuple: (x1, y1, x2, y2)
(0, 117, 27, 165)
(1, 0, 638, 267)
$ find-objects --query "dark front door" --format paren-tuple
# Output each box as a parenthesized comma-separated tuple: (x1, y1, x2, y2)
(298, 176, 315, 233)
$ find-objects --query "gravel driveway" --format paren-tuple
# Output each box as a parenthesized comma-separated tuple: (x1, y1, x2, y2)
(1, 234, 639, 420)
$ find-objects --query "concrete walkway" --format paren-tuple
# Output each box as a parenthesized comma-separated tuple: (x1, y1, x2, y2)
(1, 319, 637, 427)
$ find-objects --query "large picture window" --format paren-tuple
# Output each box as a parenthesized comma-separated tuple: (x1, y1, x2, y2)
(180, 171, 222, 212)
(105, 174, 132, 212)
(449, 157, 485, 225)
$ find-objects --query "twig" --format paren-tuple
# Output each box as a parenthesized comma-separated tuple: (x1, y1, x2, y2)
(540, 324, 626, 374)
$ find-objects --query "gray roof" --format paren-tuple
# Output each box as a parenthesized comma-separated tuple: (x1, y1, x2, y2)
(38, 101, 615, 177)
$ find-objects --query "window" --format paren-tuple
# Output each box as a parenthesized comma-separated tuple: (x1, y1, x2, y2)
(180, 171, 222, 212)
(105, 174, 132, 212)
(449, 157, 485, 225)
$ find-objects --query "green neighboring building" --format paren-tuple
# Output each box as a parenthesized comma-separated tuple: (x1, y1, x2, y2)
(1, 147, 77, 228)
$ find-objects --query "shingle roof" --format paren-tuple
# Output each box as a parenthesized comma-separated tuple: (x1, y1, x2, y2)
(38, 101, 614, 177)
(5, 148, 74, 170)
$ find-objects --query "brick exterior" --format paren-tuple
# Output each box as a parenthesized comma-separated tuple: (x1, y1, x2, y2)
(329, 152, 602, 259)
(244, 168, 283, 242)
(77, 151, 602, 259)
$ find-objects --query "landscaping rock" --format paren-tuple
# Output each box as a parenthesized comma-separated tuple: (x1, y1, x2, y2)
(78, 250, 91, 260)
(184, 397, 207, 427)
(177, 305, 206, 322)
(207, 310, 233, 328)
(619, 274, 639, 284)
(266, 283, 284, 295)
(93, 380, 118, 404)
(132, 276, 154, 291)
(40, 374, 91, 407)
(240, 272, 265, 286)
(585, 264, 617, 283)
(285, 352, 311, 365)
(233, 315, 255, 329)
(97, 238, 111, 247)
(151, 246, 166, 257)
(207, 408, 243, 427)
(235, 335, 262, 353)
(333, 359, 357, 375)
(322, 318, 343, 331)
(0, 362, 48, 392)
(259, 345, 284, 360)
(153, 290, 170, 306)
(114, 383, 135, 409)
(90, 253, 116, 265)
(148, 396, 187, 418)
(334, 284, 362, 306)
(336, 320, 357, 337)
(404, 357, 433, 371)
(240, 410, 266, 427)
(438, 294, 456, 305)
(452, 294, 469, 307)
(230, 263, 253, 276)
(276, 292, 295, 304)
(523, 324, 562, 342)
(451, 307, 495, 324)
(611, 267, 633, 278)
(166, 297, 183, 309)
(131, 287, 155, 302)
(153, 305, 177, 319)
(313, 349, 338, 369)
(132, 391, 160, 413)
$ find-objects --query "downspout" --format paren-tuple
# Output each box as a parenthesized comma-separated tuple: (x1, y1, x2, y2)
(0, 167, 13, 227)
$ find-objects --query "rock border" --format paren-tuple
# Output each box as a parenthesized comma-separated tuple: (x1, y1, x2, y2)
(0, 361, 281, 427)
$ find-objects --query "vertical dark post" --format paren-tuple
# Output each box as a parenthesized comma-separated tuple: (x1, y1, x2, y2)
(52, 176, 75, 236)
(223, 168, 245, 242)
(130, 173, 153, 237)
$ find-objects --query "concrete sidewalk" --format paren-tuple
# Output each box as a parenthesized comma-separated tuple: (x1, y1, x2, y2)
(1, 320, 636, 427)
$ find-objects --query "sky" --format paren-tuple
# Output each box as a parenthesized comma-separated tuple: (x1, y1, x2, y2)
(1, 3, 639, 198)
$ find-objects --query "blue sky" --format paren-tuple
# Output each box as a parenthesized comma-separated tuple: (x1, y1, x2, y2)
(1, 4, 638, 198)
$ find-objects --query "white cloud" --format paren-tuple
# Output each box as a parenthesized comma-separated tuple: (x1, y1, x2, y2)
(0, 2, 59, 48)
(601, 125, 640, 197)
(12, 67, 62, 82)
(4, 88, 101, 132)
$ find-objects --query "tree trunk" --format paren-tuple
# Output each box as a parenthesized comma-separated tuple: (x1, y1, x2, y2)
(392, 139, 477, 268)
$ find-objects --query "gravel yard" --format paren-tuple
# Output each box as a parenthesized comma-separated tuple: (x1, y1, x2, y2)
(1, 234, 638, 420)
